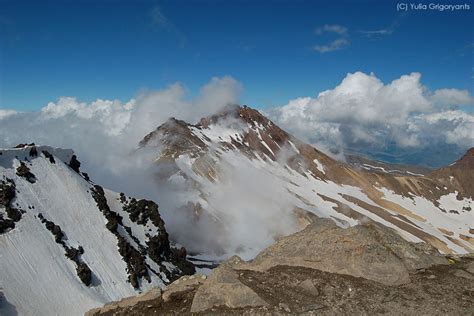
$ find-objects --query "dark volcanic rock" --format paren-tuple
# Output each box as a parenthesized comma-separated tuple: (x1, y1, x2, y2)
(117, 235, 151, 288)
(91, 185, 122, 233)
(42, 150, 56, 164)
(68, 155, 81, 173)
(91, 185, 195, 288)
(91, 185, 150, 288)
(6, 207, 22, 222)
(0, 217, 15, 233)
(76, 262, 92, 286)
(122, 197, 196, 278)
(16, 162, 36, 183)
(38, 213, 93, 286)
(0, 178, 22, 233)
(82, 172, 90, 181)
(0, 179, 16, 207)
(29, 146, 38, 157)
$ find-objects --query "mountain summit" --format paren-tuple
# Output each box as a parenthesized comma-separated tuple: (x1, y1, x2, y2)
(138, 105, 473, 258)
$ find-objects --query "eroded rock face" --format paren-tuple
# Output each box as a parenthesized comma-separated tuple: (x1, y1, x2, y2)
(241, 219, 447, 285)
(190, 256, 268, 313)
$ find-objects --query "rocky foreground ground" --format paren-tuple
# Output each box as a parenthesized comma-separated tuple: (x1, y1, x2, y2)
(87, 220, 474, 315)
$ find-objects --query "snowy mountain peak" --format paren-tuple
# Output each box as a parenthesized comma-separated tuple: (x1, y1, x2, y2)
(136, 106, 473, 260)
(0, 144, 194, 315)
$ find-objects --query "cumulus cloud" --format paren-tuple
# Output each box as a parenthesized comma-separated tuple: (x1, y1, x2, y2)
(431, 88, 474, 107)
(418, 110, 474, 146)
(0, 76, 241, 170)
(269, 71, 474, 160)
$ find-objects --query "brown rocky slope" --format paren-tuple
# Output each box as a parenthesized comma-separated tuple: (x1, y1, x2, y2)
(86, 219, 474, 315)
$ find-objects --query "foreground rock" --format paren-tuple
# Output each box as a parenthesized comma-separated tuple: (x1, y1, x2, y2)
(240, 219, 447, 285)
(190, 256, 268, 313)
(86, 220, 474, 315)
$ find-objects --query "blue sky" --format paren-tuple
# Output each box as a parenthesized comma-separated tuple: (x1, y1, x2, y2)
(0, 0, 472, 111)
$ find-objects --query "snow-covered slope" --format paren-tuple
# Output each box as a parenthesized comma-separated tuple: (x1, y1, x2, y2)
(0, 145, 194, 316)
(139, 105, 473, 259)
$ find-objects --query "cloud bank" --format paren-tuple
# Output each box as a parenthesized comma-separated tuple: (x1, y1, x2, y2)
(0, 76, 241, 175)
(268, 72, 474, 163)
(1, 71, 472, 167)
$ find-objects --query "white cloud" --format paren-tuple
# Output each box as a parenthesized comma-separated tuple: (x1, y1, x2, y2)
(358, 20, 399, 37)
(431, 88, 474, 107)
(419, 110, 474, 146)
(194, 76, 243, 114)
(315, 24, 348, 35)
(313, 38, 350, 53)
(0, 76, 241, 171)
(269, 71, 474, 154)
(313, 24, 349, 53)
(358, 28, 394, 36)
(0, 109, 17, 120)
